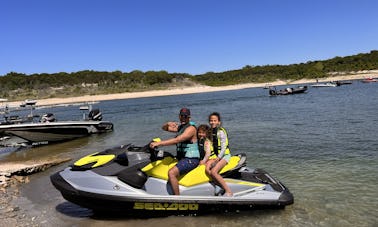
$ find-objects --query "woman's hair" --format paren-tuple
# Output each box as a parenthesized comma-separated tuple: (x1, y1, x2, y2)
(197, 124, 211, 138)
(208, 112, 221, 122)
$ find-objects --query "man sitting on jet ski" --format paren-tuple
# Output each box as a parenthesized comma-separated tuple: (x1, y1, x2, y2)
(150, 107, 200, 195)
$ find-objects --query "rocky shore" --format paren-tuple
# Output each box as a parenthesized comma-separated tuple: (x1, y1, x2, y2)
(0, 158, 71, 226)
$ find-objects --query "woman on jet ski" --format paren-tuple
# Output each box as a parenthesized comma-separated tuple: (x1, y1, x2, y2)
(205, 112, 233, 197)
(150, 108, 200, 195)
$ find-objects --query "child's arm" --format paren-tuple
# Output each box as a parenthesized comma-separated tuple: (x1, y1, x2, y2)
(200, 139, 212, 164)
(217, 130, 228, 159)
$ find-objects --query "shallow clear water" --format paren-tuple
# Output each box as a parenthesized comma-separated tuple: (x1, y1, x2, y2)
(1, 81, 378, 226)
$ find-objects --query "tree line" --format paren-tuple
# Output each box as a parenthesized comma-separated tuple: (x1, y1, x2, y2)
(1, 50, 377, 101)
(192, 50, 378, 86)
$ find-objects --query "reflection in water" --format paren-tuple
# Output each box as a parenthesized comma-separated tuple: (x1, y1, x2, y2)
(0, 133, 113, 163)
(56, 202, 93, 217)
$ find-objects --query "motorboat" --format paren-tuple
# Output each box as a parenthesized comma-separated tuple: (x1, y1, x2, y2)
(51, 142, 294, 216)
(1, 99, 39, 124)
(19, 99, 37, 108)
(0, 101, 113, 146)
(361, 77, 378, 83)
(311, 82, 337, 87)
(335, 81, 352, 86)
(263, 83, 273, 89)
(269, 86, 307, 96)
(0, 119, 113, 146)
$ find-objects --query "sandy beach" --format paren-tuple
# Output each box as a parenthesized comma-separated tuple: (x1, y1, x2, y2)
(7, 70, 378, 108)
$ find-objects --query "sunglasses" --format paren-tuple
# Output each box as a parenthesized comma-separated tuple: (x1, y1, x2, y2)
(180, 114, 189, 118)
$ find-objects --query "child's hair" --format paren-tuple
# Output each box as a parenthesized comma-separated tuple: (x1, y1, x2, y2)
(208, 112, 221, 121)
(197, 124, 211, 138)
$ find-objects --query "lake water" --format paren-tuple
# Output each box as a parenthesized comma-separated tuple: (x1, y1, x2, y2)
(1, 81, 377, 226)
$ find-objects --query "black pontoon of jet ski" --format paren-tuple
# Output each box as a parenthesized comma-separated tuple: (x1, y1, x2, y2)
(51, 142, 293, 215)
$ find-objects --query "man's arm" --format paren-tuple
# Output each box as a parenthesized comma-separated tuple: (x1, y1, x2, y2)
(151, 125, 196, 148)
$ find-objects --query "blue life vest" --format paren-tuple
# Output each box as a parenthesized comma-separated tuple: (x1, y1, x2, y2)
(176, 122, 199, 159)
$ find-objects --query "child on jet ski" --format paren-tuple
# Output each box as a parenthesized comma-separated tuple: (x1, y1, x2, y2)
(150, 108, 200, 195)
(205, 112, 233, 197)
(197, 124, 212, 165)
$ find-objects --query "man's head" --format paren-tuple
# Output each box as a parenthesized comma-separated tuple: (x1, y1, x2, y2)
(179, 108, 191, 124)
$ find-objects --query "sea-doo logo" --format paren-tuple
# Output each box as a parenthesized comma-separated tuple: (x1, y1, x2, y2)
(133, 202, 199, 211)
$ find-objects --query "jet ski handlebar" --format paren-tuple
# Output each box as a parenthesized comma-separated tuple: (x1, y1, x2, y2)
(124, 139, 174, 161)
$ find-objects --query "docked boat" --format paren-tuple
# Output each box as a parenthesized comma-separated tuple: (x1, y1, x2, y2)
(311, 82, 337, 87)
(263, 83, 273, 89)
(335, 81, 352, 86)
(361, 77, 378, 83)
(19, 99, 37, 108)
(269, 86, 307, 96)
(51, 142, 294, 215)
(1, 99, 40, 124)
(0, 101, 113, 146)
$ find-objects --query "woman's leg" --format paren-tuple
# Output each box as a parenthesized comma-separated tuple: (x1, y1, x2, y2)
(210, 159, 233, 196)
(205, 159, 216, 176)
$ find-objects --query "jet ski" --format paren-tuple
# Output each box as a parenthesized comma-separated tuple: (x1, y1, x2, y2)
(51, 141, 294, 215)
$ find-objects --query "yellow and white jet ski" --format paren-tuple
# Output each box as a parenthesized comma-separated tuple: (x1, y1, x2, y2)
(51, 142, 293, 215)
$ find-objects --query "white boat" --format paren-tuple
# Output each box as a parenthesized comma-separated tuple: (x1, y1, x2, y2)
(24, 99, 37, 105)
(20, 99, 37, 107)
(0, 120, 113, 146)
(311, 82, 337, 87)
(0, 104, 113, 146)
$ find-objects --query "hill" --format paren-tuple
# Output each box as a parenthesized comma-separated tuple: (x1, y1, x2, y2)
(192, 50, 378, 86)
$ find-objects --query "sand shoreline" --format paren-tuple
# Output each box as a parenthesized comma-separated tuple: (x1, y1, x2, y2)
(7, 71, 377, 107)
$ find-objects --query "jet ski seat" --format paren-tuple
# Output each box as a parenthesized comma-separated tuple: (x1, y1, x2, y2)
(117, 162, 149, 189)
(142, 153, 247, 187)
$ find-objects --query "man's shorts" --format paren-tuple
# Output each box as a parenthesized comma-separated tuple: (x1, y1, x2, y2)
(176, 158, 199, 175)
